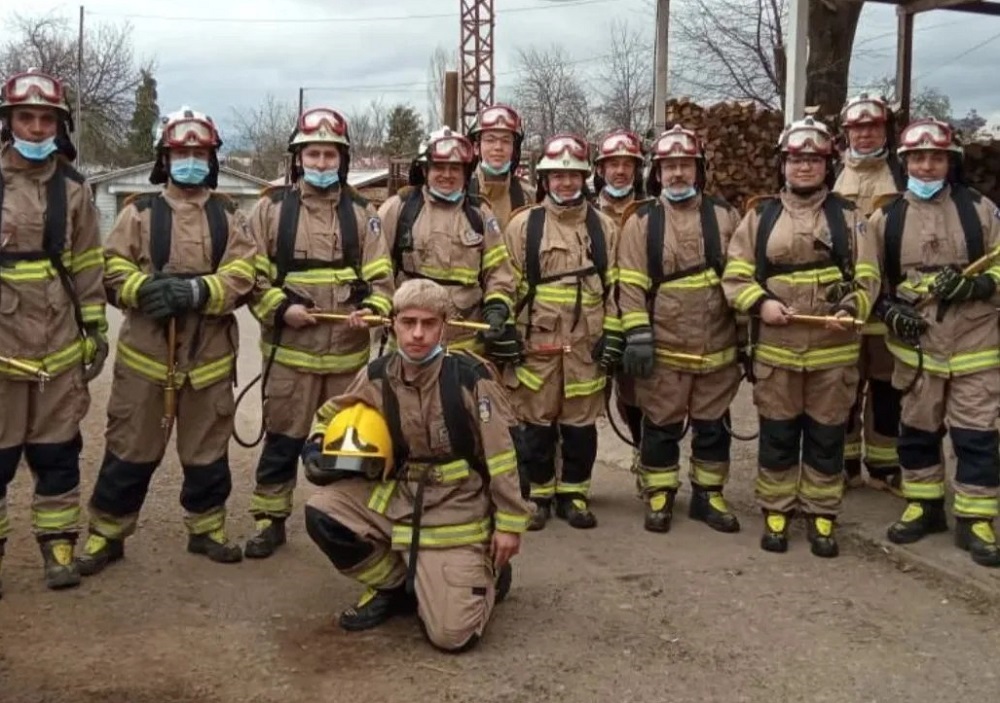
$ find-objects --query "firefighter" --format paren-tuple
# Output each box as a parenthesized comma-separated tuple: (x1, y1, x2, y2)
(244, 107, 394, 559)
(618, 125, 743, 534)
(834, 94, 906, 493)
(378, 127, 519, 367)
(302, 278, 531, 651)
(503, 134, 622, 530)
(722, 117, 880, 558)
(77, 106, 257, 575)
(467, 104, 528, 230)
(594, 129, 646, 452)
(0, 68, 107, 593)
(870, 119, 1000, 568)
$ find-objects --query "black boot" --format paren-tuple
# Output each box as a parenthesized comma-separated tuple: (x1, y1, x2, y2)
(244, 517, 287, 559)
(689, 485, 740, 533)
(644, 490, 675, 533)
(867, 467, 902, 496)
(339, 584, 411, 631)
(39, 538, 82, 590)
(955, 519, 1000, 567)
(77, 533, 125, 577)
(760, 511, 790, 553)
(806, 515, 839, 558)
(188, 529, 243, 563)
(527, 499, 551, 531)
(887, 500, 948, 544)
(555, 495, 597, 529)
(496, 562, 513, 603)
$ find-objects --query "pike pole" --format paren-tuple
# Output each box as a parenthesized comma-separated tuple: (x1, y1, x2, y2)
(162, 318, 178, 443)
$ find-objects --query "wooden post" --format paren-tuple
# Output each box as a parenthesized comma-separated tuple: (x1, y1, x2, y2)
(895, 7, 914, 123)
(444, 71, 459, 130)
(652, 0, 670, 132)
(76, 5, 84, 167)
(784, 0, 809, 120)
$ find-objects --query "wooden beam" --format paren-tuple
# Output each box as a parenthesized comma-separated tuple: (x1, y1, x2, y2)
(784, 0, 809, 119)
(444, 71, 459, 130)
(936, 1, 1000, 15)
(895, 7, 914, 122)
(903, 0, 979, 12)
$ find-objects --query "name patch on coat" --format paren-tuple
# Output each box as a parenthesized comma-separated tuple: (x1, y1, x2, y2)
(461, 228, 484, 247)
(368, 217, 382, 237)
(478, 397, 492, 423)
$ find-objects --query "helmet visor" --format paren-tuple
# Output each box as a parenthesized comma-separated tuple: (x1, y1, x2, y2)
(544, 135, 588, 161)
(317, 454, 385, 480)
(427, 135, 473, 163)
(900, 121, 953, 150)
(478, 105, 520, 133)
(783, 127, 833, 155)
(299, 108, 348, 137)
(162, 117, 217, 148)
(653, 130, 700, 159)
(4, 72, 63, 104)
(843, 99, 887, 125)
(598, 132, 642, 160)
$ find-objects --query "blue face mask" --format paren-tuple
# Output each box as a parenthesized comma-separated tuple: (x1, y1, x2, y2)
(303, 168, 339, 189)
(170, 157, 210, 185)
(481, 161, 511, 176)
(604, 184, 633, 199)
(430, 187, 464, 203)
(907, 177, 944, 200)
(13, 136, 58, 162)
(398, 343, 444, 365)
(664, 186, 698, 202)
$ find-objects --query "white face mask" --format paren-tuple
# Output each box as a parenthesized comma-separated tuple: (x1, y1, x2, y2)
(550, 190, 582, 205)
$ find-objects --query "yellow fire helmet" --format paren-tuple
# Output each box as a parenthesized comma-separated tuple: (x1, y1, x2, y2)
(307, 403, 394, 486)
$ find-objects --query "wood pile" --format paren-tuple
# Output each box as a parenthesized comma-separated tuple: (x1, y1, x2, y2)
(962, 141, 1000, 206)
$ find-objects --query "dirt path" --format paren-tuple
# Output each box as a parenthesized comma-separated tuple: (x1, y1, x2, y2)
(2, 311, 999, 703)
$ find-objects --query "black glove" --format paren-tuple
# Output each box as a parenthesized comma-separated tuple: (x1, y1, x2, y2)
(824, 280, 857, 305)
(483, 324, 523, 364)
(876, 298, 927, 343)
(480, 301, 510, 342)
(929, 266, 996, 302)
(82, 328, 109, 383)
(622, 326, 655, 379)
(594, 328, 625, 371)
(137, 278, 173, 319)
(164, 278, 208, 315)
(301, 438, 322, 472)
(737, 347, 753, 380)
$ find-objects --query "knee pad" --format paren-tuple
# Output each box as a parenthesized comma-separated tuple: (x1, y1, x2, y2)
(640, 419, 685, 468)
(559, 424, 598, 467)
(256, 433, 306, 486)
(0, 445, 23, 498)
(518, 423, 558, 486)
(868, 379, 901, 438)
(620, 404, 643, 445)
(897, 424, 945, 470)
(303, 505, 374, 570)
(26, 436, 82, 496)
(690, 417, 730, 463)
(90, 451, 158, 516)
(950, 427, 1000, 488)
(758, 417, 802, 470)
(802, 416, 846, 476)
(180, 458, 232, 514)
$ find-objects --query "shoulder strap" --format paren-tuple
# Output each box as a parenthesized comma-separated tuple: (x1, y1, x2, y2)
(44, 164, 86, 336)
(367, 357, 409, 474)
(883, 194, 908, 289)
(441, 355, 490, 480)
(394, 189, 425, 271)
(274, 188, 301, 287)
(524, 206, 546, 288)
(887, 155, 907, 191)
(149, 194, 173, 273)
(338, 189, 361, 272)
(700, 195, 723, 276)
(951, 185, 985, 263)
(462, 199, 484, 235)
(467, 173, 480, 200)
(584, 204, 608, 295)
(645, 200, 665, 289)
(509, 176, 527, 209)
(205, 195, 230, 272)
(822, 193, 854, 279)
(753, 198, 783, 282)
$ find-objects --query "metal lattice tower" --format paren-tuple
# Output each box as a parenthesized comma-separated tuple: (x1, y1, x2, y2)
(459, 0, 494, 132)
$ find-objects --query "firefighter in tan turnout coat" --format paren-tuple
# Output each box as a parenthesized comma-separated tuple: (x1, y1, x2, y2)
(618, 125, 743, 534)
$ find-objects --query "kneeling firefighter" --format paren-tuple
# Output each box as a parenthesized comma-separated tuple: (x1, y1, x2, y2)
(722, 117, 880, 558)
(869, 119, 1000, 568)
(79, 106, 257, 574)
(302, 278, 531, 651)
(617, 125, 743, 534)
(244, 107, 394, 558)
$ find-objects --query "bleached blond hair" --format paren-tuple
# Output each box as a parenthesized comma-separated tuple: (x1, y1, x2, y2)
(392, 279, 449, 318)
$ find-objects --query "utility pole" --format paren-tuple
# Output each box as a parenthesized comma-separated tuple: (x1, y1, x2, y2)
(444, 71, 459, 129)
(652, 0, 669, 133)
(76, 5, 84, 168)
(297, 87, 305, 117)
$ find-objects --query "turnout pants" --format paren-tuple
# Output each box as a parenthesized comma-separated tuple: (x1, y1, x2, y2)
(251, 363, 357, 519)
(305, 479, 497, 651)
(893, 364, 1000, 518)
(511, 378, 602, 504)
(614, 374, 643, 447)
(753, 364, 857, 516)
(0, 369, 89, 543)
(634, 364, 741, 496)
(844, 335, 900, 477)
(87, 365, 235, 539)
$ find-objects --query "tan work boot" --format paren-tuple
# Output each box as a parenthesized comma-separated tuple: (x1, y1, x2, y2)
(77, 533, 125, 576)
(188, 528, 243, 563)
(40, 539, 82, 590)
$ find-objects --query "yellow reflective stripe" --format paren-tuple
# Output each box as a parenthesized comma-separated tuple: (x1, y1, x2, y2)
(898, 274, 934, 298)
(514, 365, 544, 391)
(116, 341, 233, 388)
(367, 481, 397, 514)
(865, 444, 898, 465)
(0, 259, 59, 282)
(415, 265, 479, 286)
(605, 266, 620, 286)
(186, 508, 225, 535)
(188, 353, 236, 389)
(754, 343, 859, 369)
(854, 263, 880, 281)
(639, 470, 680, 490)
(754, 475, 798, 498)
(691, 463, 726, 487)
(618, 268, 651, 289)
(733, 283, 767, 312)
(119, 272, 149, 307)
(260, 342, 370, 375)
(364, 292, 393, 316)
(70, 247, 104, 274)
(90, 515, 126, 540)
(279, 268, 359, 286)
(105, 254, 141, 276)
(0, 339, 86, 380)
(117, 341, 169, 381)
(854, 290, 872, 322)
(660, 269, 720, 291)
(253, 254, 271, 276)
(656, 345, 735, 372)
(556, 480, 591, 495)
(486, 449, 517, 477)
(986, 264, 1000, 285)
(953, 494, 999, 518)
(203, 274, 227, 315)
(863, 321, 887, 336)
(356, 551, 400, 588)
(249, 492, 292, 515)
(770, 266, 843, 286)
(391, 517, 492, 548)
(0, 513, 10, 539)
(444, 336, 483, 352)
(419, 459, 471, 483)
(31, 505, 81, 531)
(844, 441, 862, 460)
(218, 258, 255, 281)
(798, 482, 844, 499)
(81, 303, 107, 330)
(362, 257, 393, 280)
(530, 480, 556, 498)
(565, 376, 606, 398)
(483, 291, 516, 314)
(886, 341, 1000, 376)
(482, 244, 509, 270)
(251, 287, 286, 320)
(518, 283, 604, 307)
(603, 316, 623, 332)
(495, 510, 530, 533)
(723, 259, 755, 277)
(901, 480, 945, 500)
(622, 311, 651, 330)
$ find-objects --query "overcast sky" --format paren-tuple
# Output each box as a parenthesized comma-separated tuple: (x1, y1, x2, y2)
(2, 0, 999, 139)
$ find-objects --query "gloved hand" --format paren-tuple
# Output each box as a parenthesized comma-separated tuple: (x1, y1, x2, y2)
(593, 328, 625, 371)
(137, 278, 173, 319)
(480, 301, 510, 342)
(81, 328, 109, 383)
(824, 279, 857, 304)
(876, 298, 927, 343)
(301, 438, 322, 472)
(622, 326, 655, 379)
(929, 266, 996, 302)
(164, 278, 208, 314)
(483, 324, 523, 364)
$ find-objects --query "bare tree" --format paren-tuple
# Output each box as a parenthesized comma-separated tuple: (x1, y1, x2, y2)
(672, 0, 786, 110)
(0, 12, 150, 168)
(594, 20, 653, 134)
(510, 44, 593, 140)
(425, 46, 451, 131)
(805, 0, 863, 117)
(347, 98, 389, 164)
(229, 93, 297, 180)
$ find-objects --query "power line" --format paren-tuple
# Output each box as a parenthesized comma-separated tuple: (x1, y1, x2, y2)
(85, 0, 613, 24)
(915, 29, 1000, 80)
